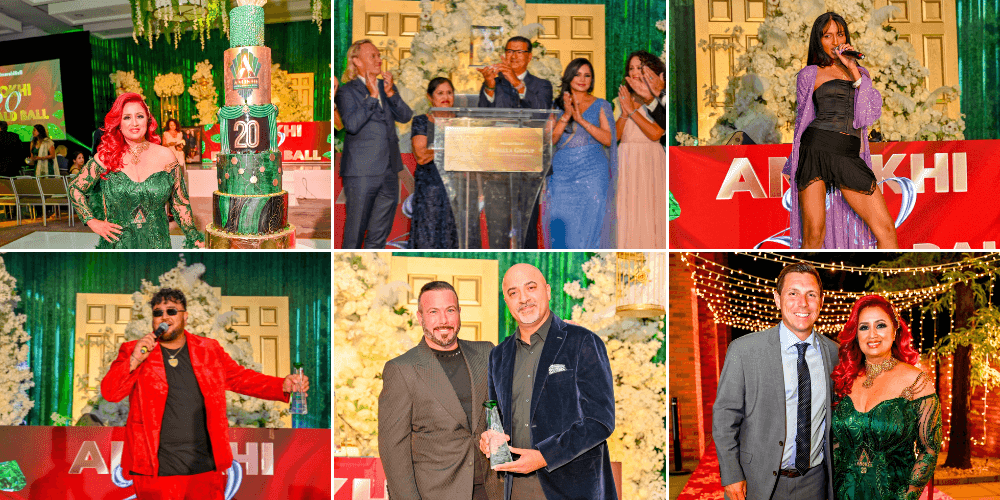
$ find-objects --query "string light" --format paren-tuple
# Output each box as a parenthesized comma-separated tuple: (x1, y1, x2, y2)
(735, 252, 1000, 276)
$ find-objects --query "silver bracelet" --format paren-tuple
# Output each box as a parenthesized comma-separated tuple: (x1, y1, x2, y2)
(852, 78, 862, 89)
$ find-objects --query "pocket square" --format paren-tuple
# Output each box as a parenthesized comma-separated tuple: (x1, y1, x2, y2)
(548, 364, 567, 375)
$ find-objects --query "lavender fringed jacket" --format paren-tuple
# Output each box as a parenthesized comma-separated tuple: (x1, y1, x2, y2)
(782, 64, 883, 248)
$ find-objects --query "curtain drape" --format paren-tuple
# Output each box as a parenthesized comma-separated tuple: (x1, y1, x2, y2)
(333, 0, 665, 104)
(91, 19, 332, 129)
(668, 0, 697, 145)
(11, 253, 330, 429)
(957, 0, 1000, 139)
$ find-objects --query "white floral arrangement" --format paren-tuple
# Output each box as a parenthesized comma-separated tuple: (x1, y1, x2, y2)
(188, 60, 219, 126)
(677, 0, 964, 145)
(153, 72, 185, 98)
(0, 256, 35, 426)
(564, 253, 666, 500)
(271, 64, 311, 122)
(77, 257, 289, 428)
(109, 71, 145, 99)
(389, 0, 562, 145)
(334, 253, 422, 456)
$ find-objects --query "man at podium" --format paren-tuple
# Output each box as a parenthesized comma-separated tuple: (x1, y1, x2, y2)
(474, 37, 553, 249)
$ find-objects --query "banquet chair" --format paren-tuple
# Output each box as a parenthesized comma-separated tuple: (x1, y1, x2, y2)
(38, 175, 73, 226)
(12, 176, 46, 226)
(0, 178, 18, 224)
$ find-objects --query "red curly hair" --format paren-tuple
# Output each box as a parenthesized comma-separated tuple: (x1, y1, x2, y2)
(831, 294, 920, 401)
(96, 93, 161, 179)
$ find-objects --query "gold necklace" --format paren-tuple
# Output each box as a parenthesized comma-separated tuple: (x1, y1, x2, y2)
(862, 357, 898, 388)
(128, 141, 150, 166)
(163, 344, 185, 368)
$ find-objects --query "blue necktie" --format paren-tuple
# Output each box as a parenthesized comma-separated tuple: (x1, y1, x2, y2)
(795, 342, 811, 475)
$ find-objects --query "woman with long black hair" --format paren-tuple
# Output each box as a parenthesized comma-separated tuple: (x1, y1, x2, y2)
(783, 12, 898, 249)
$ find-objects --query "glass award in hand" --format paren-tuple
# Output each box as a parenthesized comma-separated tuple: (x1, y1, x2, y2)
(483, 400, 513, 469)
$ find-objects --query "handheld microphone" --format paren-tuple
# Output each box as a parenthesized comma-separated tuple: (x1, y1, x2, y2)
(139, 322, 170, 355)
(842, 50, 865, 60)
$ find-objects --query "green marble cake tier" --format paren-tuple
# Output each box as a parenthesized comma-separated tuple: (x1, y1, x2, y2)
(218, 103, 278, 154)
(212, 190, 289, 235)
(205, 224, 296, 249)
(229, 5, 265, 48)
(217, 151, 283, 195)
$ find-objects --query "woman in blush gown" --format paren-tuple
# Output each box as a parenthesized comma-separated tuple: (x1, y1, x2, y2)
(545, 58, 617, 249)
(616, 50, 666, 248)
(830, 295, 941, 500)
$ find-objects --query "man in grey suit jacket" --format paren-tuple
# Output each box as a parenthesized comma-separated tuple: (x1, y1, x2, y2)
(713, 263, 838, 500)
(379, 281, 502, 500)
(336, 39, 413, 249)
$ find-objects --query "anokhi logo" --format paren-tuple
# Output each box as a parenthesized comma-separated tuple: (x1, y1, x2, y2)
(230, 48, 261, 101)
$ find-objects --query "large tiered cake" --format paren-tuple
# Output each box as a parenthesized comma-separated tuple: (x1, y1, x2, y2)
(205, 0, 295, 249)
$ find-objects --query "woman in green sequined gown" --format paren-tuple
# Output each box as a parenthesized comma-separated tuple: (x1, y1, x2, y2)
(69, 93, 204, 249)
(830, 295, 942, 500)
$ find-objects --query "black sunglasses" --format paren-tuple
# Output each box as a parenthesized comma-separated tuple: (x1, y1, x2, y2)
(152, 308, 186, 317)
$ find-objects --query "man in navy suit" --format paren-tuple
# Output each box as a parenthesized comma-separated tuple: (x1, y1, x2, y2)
(480, 263, 617, 500)
(475, 37, 553, 249)
(335, 39, 413, 248)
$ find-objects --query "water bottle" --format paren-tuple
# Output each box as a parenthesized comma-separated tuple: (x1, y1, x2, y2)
(289, 362, 307, 415)
(483, 400, 513, 468)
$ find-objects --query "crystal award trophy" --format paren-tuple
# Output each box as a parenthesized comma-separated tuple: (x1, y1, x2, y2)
(289, 362, 307, 415)
(483, 400, 513, 469)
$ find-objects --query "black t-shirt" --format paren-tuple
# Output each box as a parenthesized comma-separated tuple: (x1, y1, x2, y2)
(435, 348, 472, 431)
(156, 343, 215, 476)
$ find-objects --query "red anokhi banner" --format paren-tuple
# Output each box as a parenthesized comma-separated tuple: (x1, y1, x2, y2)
(334, 457, 388, 500)
(0, 427, 330, 499)
(669, 139, 1000, 249)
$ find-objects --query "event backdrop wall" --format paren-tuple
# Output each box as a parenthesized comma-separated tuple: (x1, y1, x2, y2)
(668, 0, 1000, 143)
(8, 253, 331, 429)
(332, 0, 665, 109)
(90, 19, 332, 131)
(403, 251, 666, 363)
(0, 31, 95, 153)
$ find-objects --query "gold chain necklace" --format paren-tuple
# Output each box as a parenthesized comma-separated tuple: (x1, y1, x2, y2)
(862, 357, 898, 388)
(163, 344, 186, 368)
(128, 141, 150, 166)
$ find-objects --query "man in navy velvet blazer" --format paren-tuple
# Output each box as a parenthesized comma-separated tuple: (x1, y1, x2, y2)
(480, 263, 617, 500)
(336, 39, 413, 249)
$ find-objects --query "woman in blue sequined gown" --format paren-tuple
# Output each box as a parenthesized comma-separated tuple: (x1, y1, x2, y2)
(830, 295, 941, 500)
(544, 58, 617, 249)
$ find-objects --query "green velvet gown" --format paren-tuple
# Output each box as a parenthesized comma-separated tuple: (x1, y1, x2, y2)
(832, 372, 942, 500)
(69, 158, 204, 249)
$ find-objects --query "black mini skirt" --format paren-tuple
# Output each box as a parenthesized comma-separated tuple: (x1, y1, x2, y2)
(796, 127, 876, 195)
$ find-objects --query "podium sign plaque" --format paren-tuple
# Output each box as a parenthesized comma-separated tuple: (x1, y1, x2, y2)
(443, 127, 544, 173)
(432, 107, 558, 249)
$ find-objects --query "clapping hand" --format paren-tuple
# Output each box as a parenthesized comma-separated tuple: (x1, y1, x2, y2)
(496, 61, 521, 88)
(642, 66, 664, 97)
(477, 66, 498, 88)
(625, 74, 652, 102)
(618, 85, 636, 115)
(561, 92, 576, 121)
(381, 71, 396, 97)
(87, 219, 123, 243)
(364, 72, 379, 98)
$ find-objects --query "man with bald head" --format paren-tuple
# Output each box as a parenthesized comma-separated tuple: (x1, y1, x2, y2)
(479, 264, 617, 500)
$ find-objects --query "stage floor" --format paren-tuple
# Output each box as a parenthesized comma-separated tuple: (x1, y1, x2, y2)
(0, 231, 330, 249)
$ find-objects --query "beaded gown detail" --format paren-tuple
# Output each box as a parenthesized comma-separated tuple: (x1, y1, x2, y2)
(832, 372, 942, 500)
(69, 158, 205, 249)
(544, 98, 617, 249)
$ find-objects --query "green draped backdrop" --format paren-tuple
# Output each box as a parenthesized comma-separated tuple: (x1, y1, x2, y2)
(10, 253, 330, 429)
(401, 252, 665, 363)
(669, 0, 1000, 143)
(91, 19, 331, 130)
(333, 0, 665, 104)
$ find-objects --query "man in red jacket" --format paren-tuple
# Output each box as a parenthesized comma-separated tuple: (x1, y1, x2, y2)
(101, 288, 309, 500)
